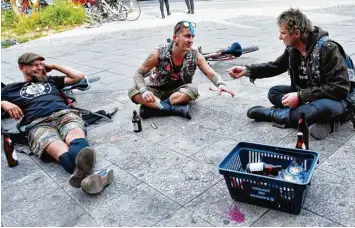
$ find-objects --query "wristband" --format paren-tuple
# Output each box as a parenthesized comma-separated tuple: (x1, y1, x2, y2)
(139, 87, 148, 94)
(211, 73, 224, 87)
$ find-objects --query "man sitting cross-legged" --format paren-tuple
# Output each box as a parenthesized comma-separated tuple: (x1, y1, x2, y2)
(1, 53, 113, 194)
(128, 20, 235, 119)
(227, 8, 352, 139)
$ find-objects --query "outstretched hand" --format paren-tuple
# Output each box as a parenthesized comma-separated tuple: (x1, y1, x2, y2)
(218, 85, 235, 97)
(227, 66, 247, 79)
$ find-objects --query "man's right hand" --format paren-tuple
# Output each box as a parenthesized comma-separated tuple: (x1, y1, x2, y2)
(1, 101, 24, 120)
(227, 66, 247, 79)
(142, 91, 157, 103)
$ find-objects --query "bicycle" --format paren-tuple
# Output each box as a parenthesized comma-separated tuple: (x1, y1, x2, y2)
(166, 38, 259, 63)
(87, 0, 140, 23)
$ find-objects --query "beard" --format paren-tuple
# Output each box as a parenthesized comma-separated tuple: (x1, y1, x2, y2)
(30, 74, 48, 83)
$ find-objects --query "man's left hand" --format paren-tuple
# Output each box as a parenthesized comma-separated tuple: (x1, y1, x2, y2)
(218, 85, 235, 97)
(282, 92, 299, 108)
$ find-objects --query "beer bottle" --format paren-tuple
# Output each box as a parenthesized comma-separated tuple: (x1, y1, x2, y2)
(132, 110, 142, 133)
(3, 135, 19, 167)
(295, 132, 306, 150)
(297, 111, 309, 149)
(246, 162, 282, 176)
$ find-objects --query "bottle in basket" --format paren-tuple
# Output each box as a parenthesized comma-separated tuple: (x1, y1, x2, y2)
(132, 110, 142, 133)
(297, 112, 309, 149)
(3, 135, 19, 167)
(246, 162, 282, 176)
(295, 132, 306, 150)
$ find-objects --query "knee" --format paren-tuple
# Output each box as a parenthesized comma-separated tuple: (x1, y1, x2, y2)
(128, 87, 140, 103)
(169, 92, 190, 104)
(268, 86, 279, 99)
(66, 128, 86, 144)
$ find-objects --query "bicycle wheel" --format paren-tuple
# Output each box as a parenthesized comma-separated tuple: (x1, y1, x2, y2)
(111, 2, 127, 21)
(86, 5, 103, 24)
(121, 0, 141, 21)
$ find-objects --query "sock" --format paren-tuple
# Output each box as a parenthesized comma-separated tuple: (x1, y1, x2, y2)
(68, 138, 90, 162)
(59, 152, 76, 174)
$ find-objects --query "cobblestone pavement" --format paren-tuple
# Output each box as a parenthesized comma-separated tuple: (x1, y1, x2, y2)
(1, 0, 355, 226)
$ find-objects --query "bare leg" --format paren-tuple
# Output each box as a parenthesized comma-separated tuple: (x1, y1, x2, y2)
(132, 94, 160, 109)
(43, 128, 86, 161)
(169, 92, 191, 105)
(65, 128, 86, 145)
(45, 141, 68, 161)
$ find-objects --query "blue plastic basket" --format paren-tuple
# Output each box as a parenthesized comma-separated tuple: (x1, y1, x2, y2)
(218, 142, 319, 215)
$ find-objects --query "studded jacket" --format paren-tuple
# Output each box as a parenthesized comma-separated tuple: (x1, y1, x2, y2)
(146, 41, 198, 90)
(246, 26, 350, 103)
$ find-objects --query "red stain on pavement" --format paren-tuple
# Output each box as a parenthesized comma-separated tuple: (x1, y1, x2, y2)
(227, 205, 245, 223)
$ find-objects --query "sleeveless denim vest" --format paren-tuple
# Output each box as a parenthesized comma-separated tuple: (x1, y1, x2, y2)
(147, 42, 198, 89)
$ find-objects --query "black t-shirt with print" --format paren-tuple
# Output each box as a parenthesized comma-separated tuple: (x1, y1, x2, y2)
(1, 76, 69, 126)
(297, 54, 309, 89)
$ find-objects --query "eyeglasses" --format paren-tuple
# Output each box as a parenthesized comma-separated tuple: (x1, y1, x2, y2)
(174, 21, 196, 34)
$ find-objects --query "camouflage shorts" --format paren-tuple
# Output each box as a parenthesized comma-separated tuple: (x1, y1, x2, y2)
(128, 83, 199, 103)
(27, 109, 86, 157)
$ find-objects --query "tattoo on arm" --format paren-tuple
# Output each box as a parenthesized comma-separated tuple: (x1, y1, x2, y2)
(133, 52, 155, 90)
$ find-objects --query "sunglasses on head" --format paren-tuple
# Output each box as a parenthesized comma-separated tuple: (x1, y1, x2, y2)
(174, 21, 196, 34)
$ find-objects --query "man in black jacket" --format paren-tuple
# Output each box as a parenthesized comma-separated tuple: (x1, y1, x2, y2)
(227, 8, 350, 139)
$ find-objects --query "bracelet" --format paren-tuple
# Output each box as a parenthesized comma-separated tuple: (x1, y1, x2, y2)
(139, 87, 148, 94)
(217, 82, 226, 87)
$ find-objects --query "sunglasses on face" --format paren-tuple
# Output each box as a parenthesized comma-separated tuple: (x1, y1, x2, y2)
(174, 21, 196, 34)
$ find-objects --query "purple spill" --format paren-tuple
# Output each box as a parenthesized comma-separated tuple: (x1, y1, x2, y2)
(227, 206, 245, 223)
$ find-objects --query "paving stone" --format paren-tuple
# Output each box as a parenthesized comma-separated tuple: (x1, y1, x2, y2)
(159, 125, 223, 156)
(251, 209, 341, 227)
(185, 181, 269, 227)
(147, 158, 222, 205)
(63, 214, 100, 227)
(1, 170, 60, 214)
(64, 164, 141, 211)
(125, 117, 185, 143)
(318, 144, 355, 180)
(86, 70, 127, 85)
(94, 139, 185, 181)
(74, 65, 105, 76)
(1, 189, 86, 227)
(155, 207, 213, 227)
(1, 152, 40, 185)
(303, 169, 355, 227)
(227, 121, 294, 145)
(345, 135, 355, 146)
(190, 138, 238, 167)
(90, 183, 180, 226)
(327, 122, 355, 143)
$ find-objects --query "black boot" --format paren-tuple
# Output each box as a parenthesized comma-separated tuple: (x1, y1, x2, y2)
(161, 99, 192, 119)
(247, 106, 292, 126)
(139, 106, 166, 119)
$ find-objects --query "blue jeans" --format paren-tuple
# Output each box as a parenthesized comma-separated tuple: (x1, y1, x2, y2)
(268, 85, 347, 126)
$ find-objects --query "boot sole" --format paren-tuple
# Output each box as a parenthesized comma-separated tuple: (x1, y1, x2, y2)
(69, 147, 96, 188)
(81, 169, 114, 194)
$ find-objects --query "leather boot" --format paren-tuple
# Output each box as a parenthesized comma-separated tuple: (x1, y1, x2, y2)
(139, 106, 167, 119)
(247, 106, 292, 126)
(161, 99, 192, 119)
